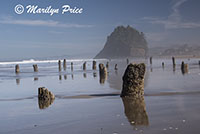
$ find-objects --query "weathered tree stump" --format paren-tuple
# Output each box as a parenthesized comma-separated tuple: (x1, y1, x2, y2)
(59, 75, 62, 80)
(63, 59, 67, 70)
(150, 57, 152, 65)
(64, 75, 67, 80)
(38, 87, 55, 109)
(127, 58, 129, 64)
(83, 73, 87, 78)
(58, 60, 62, 71)
(99, 63, 107, 84)
(71, 74, 74, 79)
(16, 79, 20, 85)
(181, 61, 188, 74)
(34, 77, 38, 81)
(83, 62, 86, 70)
(15, 64, 20, 73)
(71, 62, 73, 71)
(122, 97, 149, 126)
(92, 61, 97, 70)
(33, 64, 38, 72)
(162, 62, 164, 68)
(93, 72, 97, 78)
(172, 57, 176, 66)
(121, 63, 146, 98)
(114, 64, 118, 70)
(106, 62, 109, 69)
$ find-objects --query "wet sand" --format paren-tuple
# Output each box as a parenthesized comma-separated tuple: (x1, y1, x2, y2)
(0, 58, 200, 134)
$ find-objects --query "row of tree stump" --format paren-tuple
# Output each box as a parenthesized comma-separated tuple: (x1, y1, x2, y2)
(15, 57, 199, 73)
(149, 57, 198, 74)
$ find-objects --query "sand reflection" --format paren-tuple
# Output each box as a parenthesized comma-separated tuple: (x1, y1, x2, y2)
(16, 78, 20, 85)
(122, 97, 149, 126)
(38, 98, 55, 109)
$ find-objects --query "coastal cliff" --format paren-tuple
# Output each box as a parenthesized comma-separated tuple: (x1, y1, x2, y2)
(95, 26, 148, 59)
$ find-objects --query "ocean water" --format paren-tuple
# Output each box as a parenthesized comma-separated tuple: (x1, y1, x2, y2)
(0, 58, 200, 134)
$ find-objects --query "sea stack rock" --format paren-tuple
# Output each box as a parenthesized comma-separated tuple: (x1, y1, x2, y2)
(121, 63, 146, 98)
(38, 87, 55, 109)
(94, 25, 148, 59)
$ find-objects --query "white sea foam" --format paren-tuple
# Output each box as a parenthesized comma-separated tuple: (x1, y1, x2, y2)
(0, 58, 107, 65)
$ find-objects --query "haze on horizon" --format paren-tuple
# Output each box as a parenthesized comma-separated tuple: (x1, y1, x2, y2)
(0, 0, 200, 60)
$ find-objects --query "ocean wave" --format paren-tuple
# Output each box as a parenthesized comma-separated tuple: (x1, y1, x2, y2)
(0, 58, 107, 65)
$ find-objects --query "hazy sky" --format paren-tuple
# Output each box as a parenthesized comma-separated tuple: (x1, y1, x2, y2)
(0, 0, 200, 60)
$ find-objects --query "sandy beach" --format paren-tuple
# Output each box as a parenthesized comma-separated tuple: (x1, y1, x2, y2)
(0, 58, 199, 134)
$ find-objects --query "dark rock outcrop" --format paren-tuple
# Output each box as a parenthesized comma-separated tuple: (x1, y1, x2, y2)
(95, 25, 148, 59)
(121, 63, 146, 98)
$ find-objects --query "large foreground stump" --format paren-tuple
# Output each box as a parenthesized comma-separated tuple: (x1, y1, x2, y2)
(121, 63, 146, 98)
(38, 87, 55, 109)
